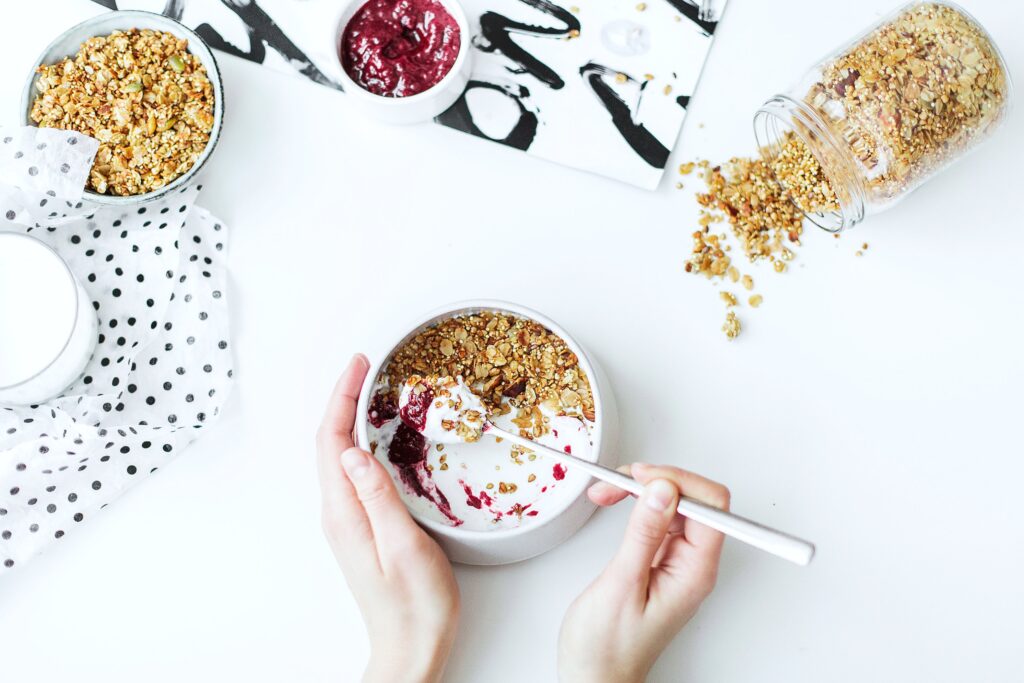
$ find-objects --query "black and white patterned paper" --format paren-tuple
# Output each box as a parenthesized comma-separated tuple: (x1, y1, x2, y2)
(85, 0, 725, 189)
(0, 126, 233, 573)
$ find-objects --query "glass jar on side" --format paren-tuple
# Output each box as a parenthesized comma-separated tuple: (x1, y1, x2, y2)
(754, 1, 1012, 232)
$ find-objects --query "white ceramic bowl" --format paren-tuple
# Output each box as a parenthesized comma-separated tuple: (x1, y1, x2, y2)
(334, 0, 473, 125)
(356, 300, 619, 565)
(20, 11, 225, 206)
(0, 233, 97, 406)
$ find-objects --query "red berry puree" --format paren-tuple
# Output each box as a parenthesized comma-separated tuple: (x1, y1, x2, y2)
(341, 0, 461, 97)
(370, 389, 461, 525)
(460, 480, 537, 522)
(388, 421, 461, 525)
(398, 384, 433, 432)
(368, 392, 398, 428)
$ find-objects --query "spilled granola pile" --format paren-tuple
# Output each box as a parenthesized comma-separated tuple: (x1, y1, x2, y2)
(683, 132, 838, 339)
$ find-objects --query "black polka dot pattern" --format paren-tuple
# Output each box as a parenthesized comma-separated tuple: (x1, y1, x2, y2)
(0, 126, 233, 571)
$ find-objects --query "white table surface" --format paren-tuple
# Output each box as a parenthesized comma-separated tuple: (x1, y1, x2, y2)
(2, 1, 1023, 681)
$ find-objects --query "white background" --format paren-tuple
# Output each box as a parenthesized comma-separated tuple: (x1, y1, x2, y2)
(1, 0, 1023, 681)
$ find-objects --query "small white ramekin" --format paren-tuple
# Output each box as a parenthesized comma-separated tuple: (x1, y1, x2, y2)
(21, 10, 225, 206)
(334, 0, 473, 125)
(356, 300, 619, 565)
(0, 233, 97, 406)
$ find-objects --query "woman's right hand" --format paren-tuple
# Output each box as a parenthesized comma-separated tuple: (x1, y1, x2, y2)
(558, 464, 730, 683)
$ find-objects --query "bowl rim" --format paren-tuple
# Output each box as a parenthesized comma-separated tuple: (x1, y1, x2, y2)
(20, 9, 225, 206)
(333, 0, 472, 106)
(356, 299, 605, 541)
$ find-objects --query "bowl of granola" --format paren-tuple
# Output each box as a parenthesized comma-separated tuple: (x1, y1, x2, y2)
(356, 300, 619, 565)
(21, 11, 224, 204)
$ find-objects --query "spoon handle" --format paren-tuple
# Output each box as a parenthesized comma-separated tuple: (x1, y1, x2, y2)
(484, 424, 815, 566)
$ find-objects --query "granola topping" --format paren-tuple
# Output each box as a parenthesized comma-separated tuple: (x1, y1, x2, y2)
(380, 311, 596, 432)
(30, 29, 215, 196)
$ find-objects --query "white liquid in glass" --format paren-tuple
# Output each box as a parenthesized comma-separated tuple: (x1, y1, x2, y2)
(0, 233, 96, 405)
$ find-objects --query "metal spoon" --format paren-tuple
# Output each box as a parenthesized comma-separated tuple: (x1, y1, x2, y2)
(398, 376, 815, 566)
(483, 422, 816, 566)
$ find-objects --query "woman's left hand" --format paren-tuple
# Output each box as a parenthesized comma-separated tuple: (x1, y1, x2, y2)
(316, 354, 460, 683)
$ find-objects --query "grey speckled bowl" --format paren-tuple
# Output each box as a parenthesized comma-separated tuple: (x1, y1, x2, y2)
(20, 11, 225, 206)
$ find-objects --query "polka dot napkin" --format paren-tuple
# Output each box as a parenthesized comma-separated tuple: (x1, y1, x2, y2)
(0, 126, 234, 573)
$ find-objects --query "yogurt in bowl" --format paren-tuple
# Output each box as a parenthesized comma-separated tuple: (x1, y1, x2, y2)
(357, 301, 618, 564)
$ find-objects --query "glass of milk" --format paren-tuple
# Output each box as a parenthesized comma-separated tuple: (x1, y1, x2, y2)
(0, 233, 97, 405)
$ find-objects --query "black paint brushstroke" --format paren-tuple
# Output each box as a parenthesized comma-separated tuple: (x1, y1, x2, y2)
(89, 0, 342, 91)
(676, 94, 691, 109)
(162, 0, 185, 20)
(196, 0, 342, 90)
(473, 0, 580, 90)
(579, 63, 669, 169)
(663, 0, 718, 35)
(436, 81, 538, 151)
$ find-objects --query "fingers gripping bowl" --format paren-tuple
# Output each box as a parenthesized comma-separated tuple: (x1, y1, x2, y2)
(357, 301, 619, 565)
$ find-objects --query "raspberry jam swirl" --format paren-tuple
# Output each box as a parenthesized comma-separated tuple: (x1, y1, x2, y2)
(341, 0, 461, 97)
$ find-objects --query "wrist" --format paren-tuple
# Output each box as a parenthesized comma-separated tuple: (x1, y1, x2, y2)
(364, 638, 452, 683)
(559, 659, 650, 683)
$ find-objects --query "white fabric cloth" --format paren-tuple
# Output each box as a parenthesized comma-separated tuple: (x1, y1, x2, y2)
(0, 126, 234, 573)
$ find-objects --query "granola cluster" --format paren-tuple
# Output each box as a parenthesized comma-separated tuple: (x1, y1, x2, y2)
(804, 2, 1008, 200)
(721, 311, 741, 340)
(30, 29, 215, 196)
(689, 147, 804, 268)
(380, 312, 595, 440)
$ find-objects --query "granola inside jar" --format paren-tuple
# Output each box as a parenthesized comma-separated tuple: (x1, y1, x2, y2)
(754, 1, 1012, 231)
